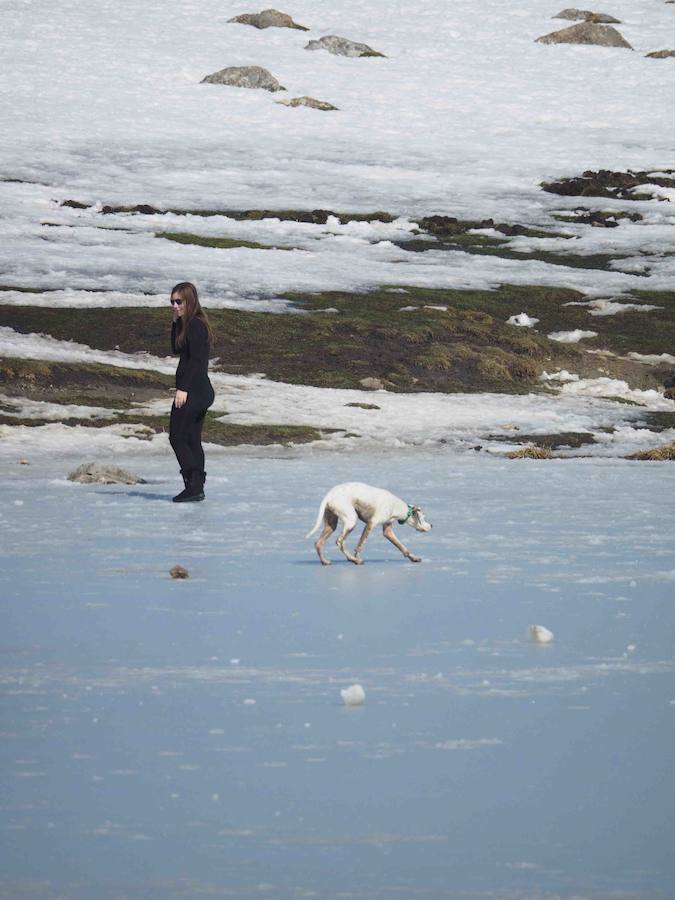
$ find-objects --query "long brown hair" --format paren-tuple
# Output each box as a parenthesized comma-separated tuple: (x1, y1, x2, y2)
(171, 282, 213, 348)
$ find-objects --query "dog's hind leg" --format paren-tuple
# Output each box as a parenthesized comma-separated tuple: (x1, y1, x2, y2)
(315, 511, 338, 566)
(383, 523, 421, 563)
(353, 520, 375, 563)
(336, 513, 361, 565)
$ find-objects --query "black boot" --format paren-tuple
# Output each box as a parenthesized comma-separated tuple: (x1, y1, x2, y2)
(172, 470, 205, 503)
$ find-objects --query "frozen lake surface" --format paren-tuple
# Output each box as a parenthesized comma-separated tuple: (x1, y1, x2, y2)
(1, 449, 674, 899)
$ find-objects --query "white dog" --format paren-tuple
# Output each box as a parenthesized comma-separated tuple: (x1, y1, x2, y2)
(306, 482, 432, 566)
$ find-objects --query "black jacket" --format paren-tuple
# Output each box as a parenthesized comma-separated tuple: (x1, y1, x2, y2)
(171, 318, 212, 395)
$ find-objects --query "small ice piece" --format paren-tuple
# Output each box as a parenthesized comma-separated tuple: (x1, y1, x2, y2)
(528, 625, 554, 643)
(507, 312, 539, 327)
(341, 684, 366, 706)
(229, 658, 240, 665)
(243, 698, 256, 705)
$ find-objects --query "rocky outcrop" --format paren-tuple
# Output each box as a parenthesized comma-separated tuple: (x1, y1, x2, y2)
(542, 169, 675, 199)
(201, 65, 286, 92)
(646, 49, 675, 58)
(305, 35, 385, 58)
(228, 9, 308, 30)
(554, 8, 621, 22)
(276, 95, 338, 110)
(68, 462, 146, 484)
(536, 22, 633, 48)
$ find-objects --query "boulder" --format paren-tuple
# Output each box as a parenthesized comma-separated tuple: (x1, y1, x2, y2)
(359, 377, 385, 391)
(646, 49, 675, 58)
(68, 462, 146, 484)
(554, 8, 621, 23)
(304, 35, 385, 58)
(276, 95, 338, 110)
(201, 65, 286, 92)
(170, 565, 190, 579)
(536, 22, 633, 48)
(228, 9, 309, 30)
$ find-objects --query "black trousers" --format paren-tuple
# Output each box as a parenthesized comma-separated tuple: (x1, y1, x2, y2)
(169, 390, 214, 474)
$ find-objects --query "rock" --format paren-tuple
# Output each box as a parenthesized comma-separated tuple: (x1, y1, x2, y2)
(201, 65, 286, 92)
(341, 684, 366, 706)
(359, 377, 385, 391)
(646, 49, 675, 58)
(228, 8, 309, 30)
(276, 96, 338, 111)
(304, 35, 385, 58)
(67, 462, 146, 484)
(170, 565, 189, 579)
(554, 8, 621, 23)
(529, 625, 554, 643)
(345, 402, 381, 410)
(536, 22, 633, 48)
(664, 374, 675, 400)
(18, 459, 29, 465)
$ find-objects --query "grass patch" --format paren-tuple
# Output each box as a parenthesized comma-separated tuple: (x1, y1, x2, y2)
(0, 358, 173, 405)
(626, 443, 675, 461)
(61, 200, 395, 225)
(2, 283, 672, 395)
(495, 431, 596, 449)
(156, 232, 291, 252)
(0, 407, 326, 446)
(508, 446, 554, 459)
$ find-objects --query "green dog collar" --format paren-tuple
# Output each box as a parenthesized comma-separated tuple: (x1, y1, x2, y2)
(398, 504, 414, 525)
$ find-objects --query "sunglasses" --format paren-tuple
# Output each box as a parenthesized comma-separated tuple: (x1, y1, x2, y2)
(170, 298, 184, 306)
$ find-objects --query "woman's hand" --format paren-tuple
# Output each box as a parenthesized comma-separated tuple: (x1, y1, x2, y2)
(175, 389, 188, 408)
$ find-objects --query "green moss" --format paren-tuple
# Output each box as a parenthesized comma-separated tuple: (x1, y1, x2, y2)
(156, 232, 290, 251)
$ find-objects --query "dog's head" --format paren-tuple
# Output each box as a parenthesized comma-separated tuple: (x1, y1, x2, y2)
(409, 506, 432, 532)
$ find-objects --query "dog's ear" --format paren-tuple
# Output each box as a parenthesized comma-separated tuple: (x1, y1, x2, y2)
(412, 506, 420, 513)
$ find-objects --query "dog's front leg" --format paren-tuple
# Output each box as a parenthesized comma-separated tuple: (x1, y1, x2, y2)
(353, 521, 374, 563)
(383, 524, 421, 563)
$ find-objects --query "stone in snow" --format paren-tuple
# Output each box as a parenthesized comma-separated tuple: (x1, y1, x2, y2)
(554, 8, 621, 23)
(276, 96, 339, 111)
(305, 35, 386, 58)
(646, 50, 675, 59)
(536, 22, 633, 48)
(170, 565, 189, 579)
(528, 625, 554, 643)
(228, 9, 309, 31)
(201, 66, 286, 92)
(68, 462, 146, 484)
(341, 684, 366, 706)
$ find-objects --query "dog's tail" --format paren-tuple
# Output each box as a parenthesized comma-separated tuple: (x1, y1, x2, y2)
(305, 495, 329, 539)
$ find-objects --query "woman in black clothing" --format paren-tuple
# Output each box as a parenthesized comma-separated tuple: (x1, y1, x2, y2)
(169, 282, 215, 503)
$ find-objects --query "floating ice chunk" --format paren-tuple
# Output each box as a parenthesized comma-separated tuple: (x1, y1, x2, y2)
(243, 698, 256, 706)
(341, 684, 366, 706)
(528, 624, 554, 643)
(547, 329, 598, 343)
(507, 312, 539, 327)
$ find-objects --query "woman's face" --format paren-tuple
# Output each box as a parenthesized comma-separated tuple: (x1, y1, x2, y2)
(171, 294, 185, 317)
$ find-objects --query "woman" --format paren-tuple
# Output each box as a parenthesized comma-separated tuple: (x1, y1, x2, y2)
(168, 282, 215, 502)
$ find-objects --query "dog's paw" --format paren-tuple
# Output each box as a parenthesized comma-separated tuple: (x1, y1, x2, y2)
(408, 554, 421, 563)
(320, 558, 332, 566)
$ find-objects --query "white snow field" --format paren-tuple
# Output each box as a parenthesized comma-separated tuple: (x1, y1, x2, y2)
(1, 450, 675, 899)
(0, 0, 674, 302)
